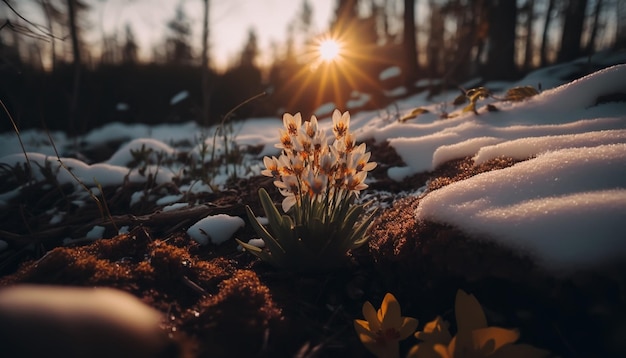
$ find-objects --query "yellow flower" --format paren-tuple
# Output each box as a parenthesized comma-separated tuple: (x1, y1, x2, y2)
(408, 290, 550, 358)
(354, 293, 418, 358)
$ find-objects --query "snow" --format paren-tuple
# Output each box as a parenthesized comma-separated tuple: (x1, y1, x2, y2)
(163, 203, 189, 212)
(106, 138, 177, 166)
(86, 225, 106, 240)
(384, 86, 407, 97)
(170, 90, 189, 105)
(314, 102, 337, 117)
(186, 214, 245, 245)
(379, 66, 401, 81)
(1, 54, 625, 274)
(416, 144, 626, 273)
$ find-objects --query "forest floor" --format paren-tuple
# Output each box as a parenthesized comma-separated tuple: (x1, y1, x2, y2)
(1, 141, 625, 358)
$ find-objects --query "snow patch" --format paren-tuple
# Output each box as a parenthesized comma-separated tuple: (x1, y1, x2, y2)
(186, 214, 245, 245)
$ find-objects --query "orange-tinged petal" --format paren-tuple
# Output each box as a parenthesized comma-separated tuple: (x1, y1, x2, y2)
(433, 342, 453, 358)
(490, 343, 551, 358)
(406, 343, 443, 358)
(470, 327, 520, 354)
(415, 316, 452, 345)
(455, 290, 487, 335)
(354, 319, 374, 338)
(379, 293, 402, 331)
(363, 301, 382, 332)
(399, 317, 419, 340)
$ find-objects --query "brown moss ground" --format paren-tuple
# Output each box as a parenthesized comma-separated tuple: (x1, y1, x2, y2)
(1, 143, 626, 357)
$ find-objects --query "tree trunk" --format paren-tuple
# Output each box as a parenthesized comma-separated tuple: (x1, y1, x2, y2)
(40, 0, 56, 71)
(201, 0, 211, 126)
(557, 0, 588, 62)
(616, 1, 626, 49)
(66, 0, 81, 137)
(427, 1, 444, 76)
(403, 0, 418, 87)
(523, 0, 535, 71)
(540, 0, 556, 66)
(584, 0, 602, 55)
(485, 0, 518, 80)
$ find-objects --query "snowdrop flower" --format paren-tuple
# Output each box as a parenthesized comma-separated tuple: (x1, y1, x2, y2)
(275, 129, 295, 150)
(332, 109, 350, 139)
(261, 156, 282, 178)
(303, 170, 327, 197)
(283, 112, 302, 136)
(240, 110, 378, 272)
(303, 115, 319, 138)
(350, 150, 378, 173)
(345, 171, 368, 194)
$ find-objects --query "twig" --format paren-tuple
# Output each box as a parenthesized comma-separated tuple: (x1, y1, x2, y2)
(1, 0, 63, 40)
(1, 99, 31, 179)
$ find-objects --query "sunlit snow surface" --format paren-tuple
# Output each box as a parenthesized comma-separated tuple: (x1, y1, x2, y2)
(1, 57, 625, 273)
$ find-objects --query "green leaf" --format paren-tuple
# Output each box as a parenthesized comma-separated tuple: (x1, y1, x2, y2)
(258, 188, 283, 230)
(245, 205, 285, 256)
(235, 238, 277, 265)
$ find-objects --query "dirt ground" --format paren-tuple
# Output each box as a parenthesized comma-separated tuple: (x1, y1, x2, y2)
(1, 142, 625, 357)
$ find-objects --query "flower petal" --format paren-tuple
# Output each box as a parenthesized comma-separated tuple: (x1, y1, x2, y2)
(455, 290, 487, 334)
(434, 342, 453, 358)
(379, 293, 402, 331)
(470, 327, 520, 354)
(362, 301, 381, 332)
(490, 343, 551, 358)
(399, 317, 419, 340)
(415, 316, 452, 345)
(354, 319, 373, 337)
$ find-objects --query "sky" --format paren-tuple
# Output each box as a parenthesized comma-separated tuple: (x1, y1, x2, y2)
(1, 52, 625, 273)
(89, 0, 335, 69)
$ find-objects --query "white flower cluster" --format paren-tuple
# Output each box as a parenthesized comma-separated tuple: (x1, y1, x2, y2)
(261, 110, 377, 213)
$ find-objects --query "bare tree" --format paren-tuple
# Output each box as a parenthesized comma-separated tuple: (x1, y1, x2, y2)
(66, 0, 81, 136)
(540, 0, 557, 66)
(484, 0, 518, 80)
(403, 0, 418, 86)
(616, 0, 626, 48)
(201, 0, 210, 125)
(584, 0, 603, 54)
(122, 23, 137, 64)
(39, 0, 62, 71)
(557, 0, 589, 62)
(522, 0, 535, 71)
(426, 1, 444, 76)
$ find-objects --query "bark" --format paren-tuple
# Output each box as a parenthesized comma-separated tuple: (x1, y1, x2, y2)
(540, 0, 556, 66)
(403, 0, 418, 86)
(201, 0, 211, 126)
(485, 0, 518, 80)
(66, 0, 81, 136)
(584, 0, 602, 54)
(523, 0, 535, 71)
(557, 0, 589, 62)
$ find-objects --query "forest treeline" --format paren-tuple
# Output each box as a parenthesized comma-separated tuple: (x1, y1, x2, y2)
(1, 0, 625, 134)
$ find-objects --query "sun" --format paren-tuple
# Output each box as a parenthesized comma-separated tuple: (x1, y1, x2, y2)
(318, 39, 341, 62)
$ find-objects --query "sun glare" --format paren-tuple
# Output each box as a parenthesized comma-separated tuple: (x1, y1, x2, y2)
(319, 39, 341, 62)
